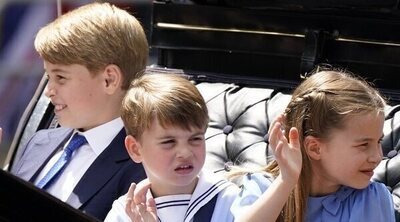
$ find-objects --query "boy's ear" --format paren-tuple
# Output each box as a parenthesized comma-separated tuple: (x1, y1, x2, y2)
(125, 135, 143, 163)
(304, 136, 322, 160)
(103, 64, 122, 94)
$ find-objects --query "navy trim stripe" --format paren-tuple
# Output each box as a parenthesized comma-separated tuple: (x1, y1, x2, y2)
(157, 199, 190, 208)
(184, 179, 227, 221)
(157, 203, 189, 210)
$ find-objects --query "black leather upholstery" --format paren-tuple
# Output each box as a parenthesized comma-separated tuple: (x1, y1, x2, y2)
(373, 105, 400, 220)
(196, 82, 291, 173)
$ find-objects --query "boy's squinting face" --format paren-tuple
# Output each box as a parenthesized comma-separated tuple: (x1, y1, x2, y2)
(44, 61, 108, 131)
(127, 118, 206, 197)
(312, 112, 384, 195)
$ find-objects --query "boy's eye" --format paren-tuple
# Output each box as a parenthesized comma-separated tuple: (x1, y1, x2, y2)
(160, 139, 175, 150)
(56, 75, 66, 80)
(46, 74, 67, 83)
(190, 136, 205, 144)
(161, 139, 174, 144)
(356, 143, 368, 148)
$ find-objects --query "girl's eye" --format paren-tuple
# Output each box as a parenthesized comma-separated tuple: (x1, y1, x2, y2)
(356, 143, 368, 148)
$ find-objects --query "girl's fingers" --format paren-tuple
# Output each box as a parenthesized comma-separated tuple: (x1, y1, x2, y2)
(269, 121, 289, 153)
(288, 127, 300, 149)
(274, 141, 284, 160)
(268, 122, 282, 149)
(267, 114, 284, 134)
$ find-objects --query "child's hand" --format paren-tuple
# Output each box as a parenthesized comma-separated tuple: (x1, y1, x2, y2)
(268, 114, 302, 185)
(125, 179, 157, 222)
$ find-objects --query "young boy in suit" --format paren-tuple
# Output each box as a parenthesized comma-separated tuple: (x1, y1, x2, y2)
(10, 2, 148, 220)
(105, 73, 239, 222)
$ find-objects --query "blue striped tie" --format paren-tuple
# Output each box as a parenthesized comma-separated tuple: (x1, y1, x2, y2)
(36, 133, 87, 189)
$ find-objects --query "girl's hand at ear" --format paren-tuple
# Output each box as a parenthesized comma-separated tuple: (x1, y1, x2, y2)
(269, 114, 302, 185)
(237, 115, 302, 222)
(125, 179, 157, 222)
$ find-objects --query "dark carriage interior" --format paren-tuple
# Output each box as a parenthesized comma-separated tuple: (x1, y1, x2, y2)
(151, 1, 400, 100)
(3, 0, 400, 221)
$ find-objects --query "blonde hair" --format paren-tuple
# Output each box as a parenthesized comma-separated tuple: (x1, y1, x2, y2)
(34, 2, 148, 89)
(270, 70, 386, 222)
(121, 73, 209, 139)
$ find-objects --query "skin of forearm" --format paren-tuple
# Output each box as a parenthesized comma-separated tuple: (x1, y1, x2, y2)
(236, 175, 296, 222)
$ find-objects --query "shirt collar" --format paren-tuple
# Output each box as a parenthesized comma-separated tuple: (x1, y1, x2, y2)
(76, 117, 124, 156)
(320, 185, 356, 215)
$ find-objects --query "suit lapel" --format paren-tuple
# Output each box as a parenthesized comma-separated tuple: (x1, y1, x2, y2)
(67, 129, 129, 209)
(11, 128, 73, 182)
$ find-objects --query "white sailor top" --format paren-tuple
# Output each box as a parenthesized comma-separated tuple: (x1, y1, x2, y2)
(104, 171, 239, 222)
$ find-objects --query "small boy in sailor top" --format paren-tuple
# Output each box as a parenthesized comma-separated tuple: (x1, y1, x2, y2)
(104, 73, 239, 222)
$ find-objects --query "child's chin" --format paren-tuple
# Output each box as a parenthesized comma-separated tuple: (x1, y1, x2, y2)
(351, 181, 371, 190)
(58, 120, 80, 129)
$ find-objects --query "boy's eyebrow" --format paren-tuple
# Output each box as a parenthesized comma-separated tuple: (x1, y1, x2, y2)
(354, 134, 384, 142)
(192, 132, 206, 137)
(156, 135, 174, 140)
(156, 131, 205, 140)
(46, 68, 67, 74)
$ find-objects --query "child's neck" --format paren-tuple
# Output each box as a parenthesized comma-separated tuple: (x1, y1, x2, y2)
(150, 177, 199, 198)
(310, 174, 341, 197)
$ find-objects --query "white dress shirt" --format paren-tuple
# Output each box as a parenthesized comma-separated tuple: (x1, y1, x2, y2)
(34, 117, 124, 201)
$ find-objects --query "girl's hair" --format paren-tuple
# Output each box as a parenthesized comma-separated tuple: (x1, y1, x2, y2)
(34, 2, 148, 90)
(268, 70, 386, 222)
(121, 73, 209, 139)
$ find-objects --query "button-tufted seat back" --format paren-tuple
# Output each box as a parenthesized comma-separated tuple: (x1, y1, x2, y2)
(196, 82, 291, 173)
(373, 106, 400, 219)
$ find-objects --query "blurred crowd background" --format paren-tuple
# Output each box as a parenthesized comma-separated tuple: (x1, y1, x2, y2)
(0, 0, 153, 166)
(0, 1, 57, 165)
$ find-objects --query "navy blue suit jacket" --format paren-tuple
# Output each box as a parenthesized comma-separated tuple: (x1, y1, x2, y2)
(10, 127, 146, 221)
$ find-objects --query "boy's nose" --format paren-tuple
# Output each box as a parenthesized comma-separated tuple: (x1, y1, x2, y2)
(44, 85, 55, 98)
(176, 147, 193, 159)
